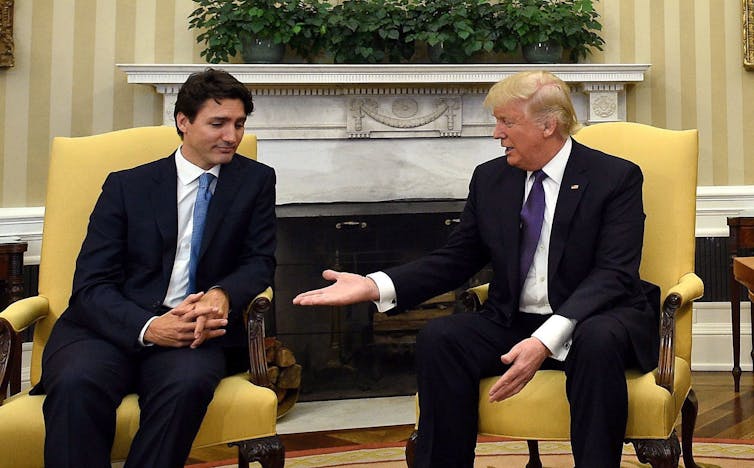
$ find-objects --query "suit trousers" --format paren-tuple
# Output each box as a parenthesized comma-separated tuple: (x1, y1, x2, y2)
(413, 310, 635, 468)
(39, 320, 226, 468)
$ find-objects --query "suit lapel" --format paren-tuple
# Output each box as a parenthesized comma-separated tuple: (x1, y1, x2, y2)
(548, 142, 589, 281)
(149, 155, 179, 284)
(200, 155, 244, 257)
(495, 163, 527, 292)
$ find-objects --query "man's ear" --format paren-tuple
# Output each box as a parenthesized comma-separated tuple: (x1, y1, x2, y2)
(542, 116, 558, 138)
(176, 112, 189, 134)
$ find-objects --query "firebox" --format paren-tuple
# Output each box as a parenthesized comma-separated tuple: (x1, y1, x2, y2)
(274, 200, 492, 401)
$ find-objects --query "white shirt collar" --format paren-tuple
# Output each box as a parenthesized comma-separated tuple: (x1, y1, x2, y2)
(175, 146, 221, 186)
(527, 137, 572, 185)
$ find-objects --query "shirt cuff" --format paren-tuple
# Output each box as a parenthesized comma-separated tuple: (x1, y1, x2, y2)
(139, 316, 159, 347)
(366, 271, 397, 313)
(531, 315, 577, 361)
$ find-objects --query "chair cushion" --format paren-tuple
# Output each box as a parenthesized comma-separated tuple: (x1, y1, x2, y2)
(476, 357, 691, 440)
(0, 373, 277, 466)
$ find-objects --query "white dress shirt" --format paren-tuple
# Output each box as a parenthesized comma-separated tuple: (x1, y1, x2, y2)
(138, 147, 221, 345)
(369, 137, 577, 361)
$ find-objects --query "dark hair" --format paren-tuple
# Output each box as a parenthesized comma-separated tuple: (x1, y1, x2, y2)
(173, 68, 254, 137)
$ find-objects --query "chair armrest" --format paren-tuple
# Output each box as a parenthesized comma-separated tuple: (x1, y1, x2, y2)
(0, 296, 50, 401)
(0, 296, 50, 332)
(656, 273, 704, 393)
(460, 284, 490, 312)
(244, 287, 273, 387)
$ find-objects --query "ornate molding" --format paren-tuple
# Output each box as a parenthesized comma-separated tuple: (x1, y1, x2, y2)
(744, 0, 754, 70)
(118, 63, 651, 86)
(118, 63, 650, 139)
(0, 0, 13, 68)
(348, 96, 461, 138)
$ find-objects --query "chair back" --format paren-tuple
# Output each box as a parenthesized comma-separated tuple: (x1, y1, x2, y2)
(574, 122, 698, 363)
(30, 126, 258, 385)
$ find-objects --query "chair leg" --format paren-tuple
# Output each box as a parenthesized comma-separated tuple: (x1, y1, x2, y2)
(405, 430, 418, 468)
(237, 446, 249, 468)
(526, 440, 543, 468)
(681, 388, 700, 468)
(629, 430, 681, 468)
(231, 435, 285, 468)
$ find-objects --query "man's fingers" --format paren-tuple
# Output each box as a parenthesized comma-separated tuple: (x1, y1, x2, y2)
(190, 328, 226, 349)
(194, 315, 207, 338)
(322, 269, 341, 279)
(181, 306, 220, 321)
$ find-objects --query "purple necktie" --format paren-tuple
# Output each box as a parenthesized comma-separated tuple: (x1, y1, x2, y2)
(519, 170, 547, 286)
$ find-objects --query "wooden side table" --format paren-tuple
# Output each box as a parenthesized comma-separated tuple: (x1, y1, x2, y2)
(0, 241, 27, 395)
(727, 217, 754, 392)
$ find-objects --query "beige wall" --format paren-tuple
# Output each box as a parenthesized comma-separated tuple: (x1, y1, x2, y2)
(0, 0, 752, 207)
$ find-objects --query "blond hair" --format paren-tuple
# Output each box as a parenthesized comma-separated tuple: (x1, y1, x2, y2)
(483, 71, 581, 137)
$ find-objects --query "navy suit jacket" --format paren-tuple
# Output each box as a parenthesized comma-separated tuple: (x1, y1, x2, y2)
(48, 152, 276, 356)
(385, 139, 660, 372)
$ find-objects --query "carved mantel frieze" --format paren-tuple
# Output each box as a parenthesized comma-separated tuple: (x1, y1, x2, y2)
(118, 64, 650, 140)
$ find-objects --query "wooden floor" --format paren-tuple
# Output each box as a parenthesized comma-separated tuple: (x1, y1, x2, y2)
(187, 371, 754, 464)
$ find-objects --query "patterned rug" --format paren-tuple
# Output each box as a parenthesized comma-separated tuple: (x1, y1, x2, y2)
(188, 439, 754, 467)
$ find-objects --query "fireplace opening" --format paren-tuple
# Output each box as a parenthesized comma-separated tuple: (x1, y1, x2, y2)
(274, 200, 492, 402)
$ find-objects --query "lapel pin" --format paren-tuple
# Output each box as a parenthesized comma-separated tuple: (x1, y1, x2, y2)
(571, 184, 579, 190)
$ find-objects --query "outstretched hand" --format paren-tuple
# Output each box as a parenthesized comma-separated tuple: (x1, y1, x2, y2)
(292, 269, 380, 307)
(487, 337, 550, 403)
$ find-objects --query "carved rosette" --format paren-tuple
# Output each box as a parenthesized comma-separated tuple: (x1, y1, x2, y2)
(347, 95, 462, 138)
(580, 83, 625, 123)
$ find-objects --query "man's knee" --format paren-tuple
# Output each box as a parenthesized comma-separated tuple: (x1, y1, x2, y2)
(571, 315, 630, 358)
(416, 315, 462, 359)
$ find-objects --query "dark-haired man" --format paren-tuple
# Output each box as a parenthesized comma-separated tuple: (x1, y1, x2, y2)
(34, 68, 276, 467)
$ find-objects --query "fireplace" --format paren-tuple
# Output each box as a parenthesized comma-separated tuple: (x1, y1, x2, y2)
(274, 200, 492, 401)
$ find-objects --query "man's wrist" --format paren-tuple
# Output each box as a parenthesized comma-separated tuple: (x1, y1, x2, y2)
(139, 316, 159, 347)
(366, 271, 397, 313)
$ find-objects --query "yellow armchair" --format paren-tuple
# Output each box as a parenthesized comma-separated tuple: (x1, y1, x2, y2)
(0, 126, 283, 468)
(406, 122, 703, 468)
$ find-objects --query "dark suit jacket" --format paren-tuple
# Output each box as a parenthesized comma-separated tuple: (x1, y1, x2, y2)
(48, 152, 276, 356)
(385, 139, 660, 372)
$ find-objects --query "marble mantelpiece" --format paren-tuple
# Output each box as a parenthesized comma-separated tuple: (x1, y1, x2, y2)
(118, 64, 649, 204)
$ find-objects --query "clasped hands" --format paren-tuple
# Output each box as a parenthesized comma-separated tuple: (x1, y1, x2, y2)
(144, 289, 229, 349)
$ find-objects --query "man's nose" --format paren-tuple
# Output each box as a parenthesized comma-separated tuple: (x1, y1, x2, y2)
(493, 123, 506, 139)
(222, 126, 237, 143)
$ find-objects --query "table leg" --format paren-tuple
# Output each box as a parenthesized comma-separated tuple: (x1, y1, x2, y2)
(732, 264, 742, 392)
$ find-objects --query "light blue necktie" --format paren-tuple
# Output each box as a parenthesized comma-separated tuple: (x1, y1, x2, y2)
(187, 172, 214, 295)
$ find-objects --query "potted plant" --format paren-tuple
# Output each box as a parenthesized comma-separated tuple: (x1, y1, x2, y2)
(189, 0, 331, 63)
(407, 0, 507, 63)
(497, 0, 604, 63)
(324, 0, 415, 64)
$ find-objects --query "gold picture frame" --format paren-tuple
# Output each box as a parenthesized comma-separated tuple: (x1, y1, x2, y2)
(0, 0, 13, 68)
(746, 0, 754, 70)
